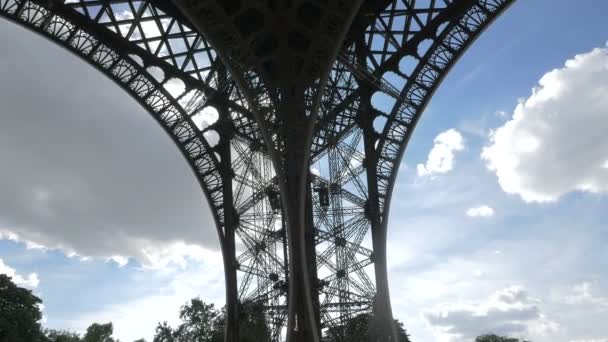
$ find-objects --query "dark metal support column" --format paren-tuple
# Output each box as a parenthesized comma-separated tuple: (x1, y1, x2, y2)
(356, 39, 398, 342)
(305, 178, 322, 336)
(280, 88, 321, 342)
(217, 100, 240, 342)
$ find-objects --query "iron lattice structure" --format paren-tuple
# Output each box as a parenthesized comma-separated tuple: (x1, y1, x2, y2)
(0, 0, 514, 341)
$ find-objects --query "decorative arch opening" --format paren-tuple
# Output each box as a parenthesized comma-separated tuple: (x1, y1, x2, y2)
(0, 0, 227, 234)
(0, 9, 236, 341)
(0, 4, 223, 261)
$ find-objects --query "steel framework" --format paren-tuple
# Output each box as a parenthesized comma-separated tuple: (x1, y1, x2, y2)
(0, 0, 514, 341)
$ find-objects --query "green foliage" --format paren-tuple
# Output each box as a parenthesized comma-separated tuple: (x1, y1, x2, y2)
(175, 299, 222, 342)
(475, 334, 530, 342)
(324, 313, 411, 342)
(44, 329, 82, 342)
(83, 322, 115, 342)
(325, 313, 367, 342)
(152, 299, 272, 342)
(152, 321, 175, 342)
(0, 276, 119, 342)
(44, 323, 128, 342)
(238, 302, 271, 342)
(0, 274, 45, 342)
(395, 320, 412, 342)
(0, 276, 412, 342)
(153, 298, 224, 342)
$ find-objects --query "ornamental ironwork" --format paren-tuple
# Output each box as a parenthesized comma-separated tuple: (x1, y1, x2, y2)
(0, 1, 515, 341)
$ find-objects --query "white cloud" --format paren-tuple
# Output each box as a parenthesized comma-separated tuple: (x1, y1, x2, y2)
(114, 10, 135, 21)
(0, 20, 217, 268)
(482, 46, 608, 202)
(565, 282, 608, 310)
(40, 303, 47, 324)
(0, 258, 40, 288)
(109, 256, 130, 268)
(466, 205, 495, 218)
(424, 286, 558, 342)
(417, 129, 465, 177)
(570, 339, 608, 342)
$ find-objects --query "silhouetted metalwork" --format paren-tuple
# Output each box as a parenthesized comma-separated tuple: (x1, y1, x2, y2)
(0, 1, 514, 341)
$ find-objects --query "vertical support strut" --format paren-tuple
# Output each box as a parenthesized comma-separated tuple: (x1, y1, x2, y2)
(280, 87, 321, 342)
(217, 107, 240, 342)
(305, 178, 322, 336)
(356, 38, 398, 341)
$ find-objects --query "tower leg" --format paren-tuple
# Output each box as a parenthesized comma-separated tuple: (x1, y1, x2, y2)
(356, 39, 398, 341)
(218, 103, 240, 342)
(280, 90, 322, 342)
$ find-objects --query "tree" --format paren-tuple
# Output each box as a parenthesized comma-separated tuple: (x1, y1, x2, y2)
(174, 298, 222, 342)
(153, 298, 224, 342)
(238, 301, 271, 342)
(324, 313, 411, 342)
(44, 329, 82, 342)
(152, 298, 274, 342)
(83, 323, 115, 342)
(0, 274, 45, 342)
(153, 322, 176, 342)
(395, 320, 412, 342)
(325, 314, 368, 342)
(475, 334, 530, 342)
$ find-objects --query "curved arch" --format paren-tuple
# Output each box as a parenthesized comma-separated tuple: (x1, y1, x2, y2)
(375, 0, 514, 222)
(0, 3, 271, 342)
(0, 0, 227, 234)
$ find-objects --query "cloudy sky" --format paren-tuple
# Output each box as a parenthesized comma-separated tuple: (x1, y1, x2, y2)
(1, 0, 608, 341)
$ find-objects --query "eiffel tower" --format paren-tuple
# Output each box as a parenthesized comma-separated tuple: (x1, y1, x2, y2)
(0, 1, 514, 341)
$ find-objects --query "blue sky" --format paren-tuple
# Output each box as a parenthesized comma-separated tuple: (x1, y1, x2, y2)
(1, 1, 608, 341)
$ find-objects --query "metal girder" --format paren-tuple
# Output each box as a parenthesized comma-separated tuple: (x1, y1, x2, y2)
(0, 0, 515, 341)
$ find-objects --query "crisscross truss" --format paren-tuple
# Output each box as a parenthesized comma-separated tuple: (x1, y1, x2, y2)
(230, 136, 289, 340)
(0, 0, 514, 341)
(310, 0, 513, 336)
(310, 127, 376, 331)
